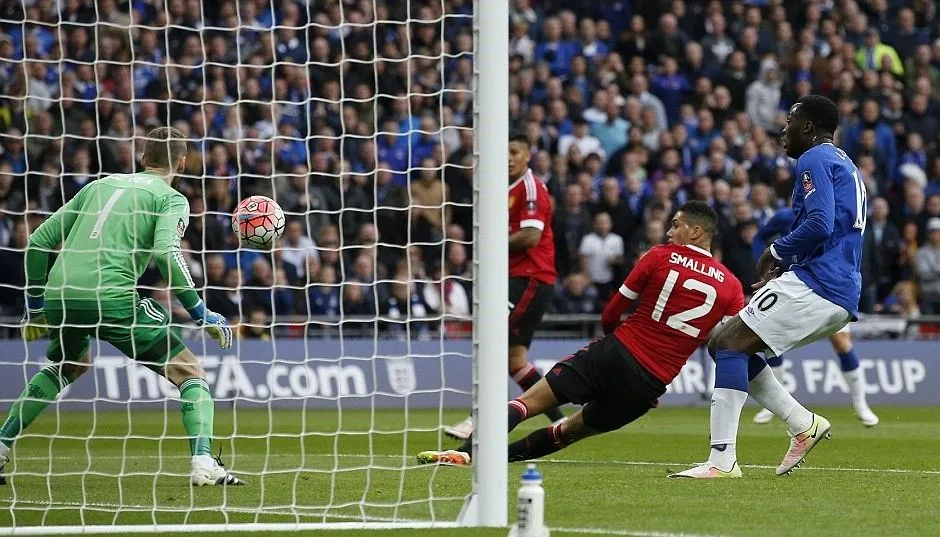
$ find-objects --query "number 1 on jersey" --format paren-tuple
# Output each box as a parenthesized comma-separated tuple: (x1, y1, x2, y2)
(89, 189, 126, 240)
(651, 269, 717, 337)
(852, 170, 867, 232)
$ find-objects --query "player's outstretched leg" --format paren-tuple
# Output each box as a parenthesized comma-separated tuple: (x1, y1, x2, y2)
(830, 331, 878, 426)
(670, 349, 746, 479)
(419, 377, 561, 465)
(164, 349, 245, 486)
(0, 354, 92, 485)
(746, 355, 830, 475)
(508, 349, 566, 426)
(443, 346, 565, 441)
(507, 408, 598, 462)
(752, 354, 783, 424)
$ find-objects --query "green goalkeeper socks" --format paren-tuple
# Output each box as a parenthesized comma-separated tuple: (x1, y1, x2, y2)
(179, 377, 214, 457)
(0, 366, 73, 448)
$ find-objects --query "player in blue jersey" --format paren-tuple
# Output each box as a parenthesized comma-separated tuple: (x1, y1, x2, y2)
(673, 95, 866, 478)
(750, 209, 879, 427)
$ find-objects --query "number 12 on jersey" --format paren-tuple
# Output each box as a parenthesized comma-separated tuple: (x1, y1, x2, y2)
(650, 269, 717, 337)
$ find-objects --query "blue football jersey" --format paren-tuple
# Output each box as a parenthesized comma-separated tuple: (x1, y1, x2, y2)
(751, 208, 795, 263)
(769, 143, 866, 319)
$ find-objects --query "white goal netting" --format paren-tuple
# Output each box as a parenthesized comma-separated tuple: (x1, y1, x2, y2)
(0, 0, 488, 531)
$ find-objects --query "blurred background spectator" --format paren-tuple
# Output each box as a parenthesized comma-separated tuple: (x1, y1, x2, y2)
(0, 0, 939, 339)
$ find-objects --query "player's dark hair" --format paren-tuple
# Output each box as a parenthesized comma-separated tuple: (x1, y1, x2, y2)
(509, 133, 530, 147)
(142, 126, 187, 169)
(795, 95, 840, 135)
(678, 200, 718, 236)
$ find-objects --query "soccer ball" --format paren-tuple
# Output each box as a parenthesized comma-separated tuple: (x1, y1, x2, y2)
(232, 196, 285, 249)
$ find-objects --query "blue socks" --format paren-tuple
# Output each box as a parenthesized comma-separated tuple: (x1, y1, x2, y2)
(838, 349, 860, 372)
(748, 354, 768, 380)
(714, 350, 749, 392)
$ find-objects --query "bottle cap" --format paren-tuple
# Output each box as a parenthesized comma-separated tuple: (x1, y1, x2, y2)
(522, 463, 542, 481)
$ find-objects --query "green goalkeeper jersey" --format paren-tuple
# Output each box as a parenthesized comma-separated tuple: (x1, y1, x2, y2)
(26, 173, 201, 312)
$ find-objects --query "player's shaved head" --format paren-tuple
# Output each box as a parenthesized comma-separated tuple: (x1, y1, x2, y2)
(142, 126, 187, 170)
(792, 95, 839, 134)
(676, 200, 718, 237)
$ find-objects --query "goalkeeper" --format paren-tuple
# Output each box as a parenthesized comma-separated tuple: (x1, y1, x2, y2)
(0, 127, 243, 487)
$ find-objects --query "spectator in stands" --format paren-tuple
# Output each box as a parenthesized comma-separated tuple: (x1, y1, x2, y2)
(628, 73, 668, 132)
(410, 158, 450, 245)
(880, 280, 921, 320)
(553, 183, 592, 278)
(553, 272, 599, 314)
(592, 177, 634, 242)
(242, 308, 273, 341)
(534, 17, 579, 76)
(916, 217, 940, 314)
(578, 211, 624, 300)
(857, 29, 904, 75)
(0, 219, 26, 315)
(745, 59, 782, 133)
(307, 265, 340, 317)
(558, 119, 605, 163)
(862, 197, 902, 313)
(280, 219, 319, 282)
(721, 218, 759, 291)
(382, 267, 431, 338)
(902, 94, 938, 154)
(844, 98, 898, 179)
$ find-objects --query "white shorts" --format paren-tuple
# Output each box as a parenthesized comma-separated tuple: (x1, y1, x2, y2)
(740, 271, 851, 358)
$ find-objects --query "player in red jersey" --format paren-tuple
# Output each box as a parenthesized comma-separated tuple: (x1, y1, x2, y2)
(419, 201, 745, 465)
(445, 135, 566, 440)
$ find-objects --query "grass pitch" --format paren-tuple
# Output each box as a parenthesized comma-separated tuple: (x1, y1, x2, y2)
(1, 405, 938, 537)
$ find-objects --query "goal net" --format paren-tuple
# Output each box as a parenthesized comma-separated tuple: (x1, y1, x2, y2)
(0, 0, 507, 532)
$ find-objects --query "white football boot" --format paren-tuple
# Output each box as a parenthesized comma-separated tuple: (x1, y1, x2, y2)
(776, 414, 831, 475)
(854, 403, 879, 427)
(0, 451, 8, 485)
(753, 408, 774, 424)
(191, 454, 246, 486)
(444, 416, 474, 441)
(669, 461, 743, 479)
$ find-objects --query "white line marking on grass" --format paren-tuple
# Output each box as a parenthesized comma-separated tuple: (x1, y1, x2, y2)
(0, 498, 417, 522)
(544, 459, 940, 476)
(12, 454, 940, 476)
(556, 527, 729, 537)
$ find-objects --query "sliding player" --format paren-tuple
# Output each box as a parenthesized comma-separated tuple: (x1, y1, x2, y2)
(0, 127, 243, 486)
(419, 202, 744, 465)
(751, 209, 878, 427)
(674, 95, 863, 478)
(445, 135, 565, 440)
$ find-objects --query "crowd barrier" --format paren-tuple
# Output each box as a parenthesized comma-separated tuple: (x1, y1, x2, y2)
(1, 337, 938, 410)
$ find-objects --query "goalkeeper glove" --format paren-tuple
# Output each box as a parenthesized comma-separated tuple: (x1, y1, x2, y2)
(187, 301, 233, 349)
(22, 295, 49, 342)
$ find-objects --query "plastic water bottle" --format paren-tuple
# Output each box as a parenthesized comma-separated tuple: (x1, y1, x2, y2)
(508, 463, 550, 537)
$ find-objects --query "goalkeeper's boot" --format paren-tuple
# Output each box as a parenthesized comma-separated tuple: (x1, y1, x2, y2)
(854, 402, 879, 427)
(0, 452, 7, 485)
(776, 414, 831, 476)
(191, 454, 246, 486)
(753, 407, 774, 424)
(417, 450, 471, 466)
(669, 461, 742, 479)
(444, 417, 474, 441)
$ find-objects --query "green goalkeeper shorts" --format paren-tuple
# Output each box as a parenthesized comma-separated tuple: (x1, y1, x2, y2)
(44, 298, 187, 369)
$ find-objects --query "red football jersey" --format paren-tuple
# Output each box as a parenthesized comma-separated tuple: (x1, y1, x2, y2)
(508, 169, 556, 285)
(611, 244, 746, 384)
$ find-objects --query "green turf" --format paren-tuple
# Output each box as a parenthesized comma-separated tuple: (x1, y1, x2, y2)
(1, 405, 938, 537)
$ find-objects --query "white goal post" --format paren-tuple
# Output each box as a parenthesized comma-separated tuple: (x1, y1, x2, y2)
(0, 0, 507, 533)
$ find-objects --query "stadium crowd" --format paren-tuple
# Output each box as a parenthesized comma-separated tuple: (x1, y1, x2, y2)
(0, 0, 939, 338)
